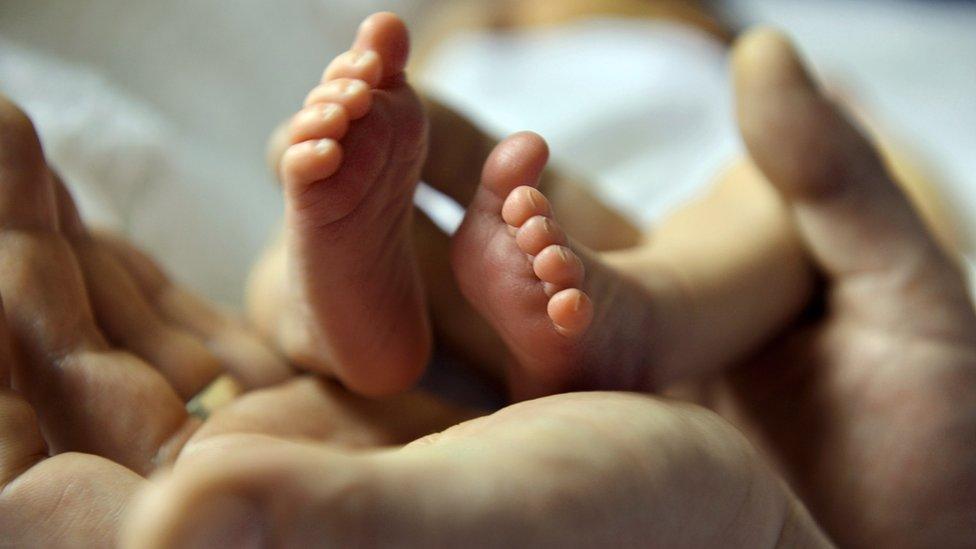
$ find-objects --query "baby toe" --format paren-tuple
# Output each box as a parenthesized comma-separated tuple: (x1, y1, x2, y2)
(304, 79, 372, 119)
(323, 49, 383, 88)
(352, 12, 411, 82)
(279, 139, 343, 190)
(547, 289, 593, 337)
(533, 245, 584, 289)
(289, 103, 350, 144)
(516, 215, 566, 256)
(502, 186, 551, 228)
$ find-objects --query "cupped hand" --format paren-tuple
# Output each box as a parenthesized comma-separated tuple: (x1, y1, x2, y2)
(122, 390, 831, 549)
(0, 95, 470, 546)
(713, 30, 976, 548)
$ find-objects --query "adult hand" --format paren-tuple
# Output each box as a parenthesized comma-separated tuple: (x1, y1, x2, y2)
(0, 95, 469, 546)
(123, 390, 830, 548)
(712, 30, 976, 548)
(52, 172, 292, 393)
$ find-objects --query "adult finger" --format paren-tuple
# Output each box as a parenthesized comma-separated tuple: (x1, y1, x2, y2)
(93, 229, 293, 389)
(733, 29, 957, 286)
(50, 174, 224, 399)
(0, 94, 195, 474)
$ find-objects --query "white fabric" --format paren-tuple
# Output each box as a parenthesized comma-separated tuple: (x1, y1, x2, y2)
(419, 19, 736, 229)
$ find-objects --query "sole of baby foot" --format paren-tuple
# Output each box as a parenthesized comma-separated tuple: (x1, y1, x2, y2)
(451, 132, 674, 399)
(274, 12, 430, 396)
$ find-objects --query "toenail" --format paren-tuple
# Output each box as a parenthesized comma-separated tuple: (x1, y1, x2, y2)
(574, 292, 583, 311)
(350, 50, 378, 66)
(542, 218, 551, 233)
(525, 188, 539, 209)
(321, 103, 340, 120)
(314, 139, 334, 154)
(556, 246, 569, 262)
(343, 80, 366, 94)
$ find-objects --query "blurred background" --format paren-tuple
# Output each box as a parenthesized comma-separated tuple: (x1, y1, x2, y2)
(0, 0, 974, 305)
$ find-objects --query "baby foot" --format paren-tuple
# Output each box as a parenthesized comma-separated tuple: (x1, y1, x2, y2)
(276, 13, 429, 396)
(452, 133, 667, 399)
